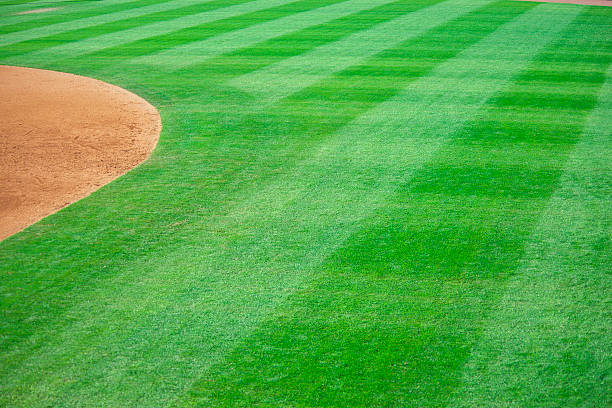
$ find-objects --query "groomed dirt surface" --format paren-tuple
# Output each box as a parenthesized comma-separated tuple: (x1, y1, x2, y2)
(515, 0, 611, 6)
(0, 65, 161, 240)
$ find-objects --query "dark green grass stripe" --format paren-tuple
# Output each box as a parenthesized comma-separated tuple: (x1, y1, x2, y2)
(0, 0, 530, 373)
(0, 0, 261, 59)
(60, 0, 442, 75)
(0, 0, 174, 35)
(171, 7, 612, 407)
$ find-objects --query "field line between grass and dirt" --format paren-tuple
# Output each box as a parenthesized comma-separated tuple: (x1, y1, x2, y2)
(447, 66, 612, 407)
(0, 0, 251, 49)
(124, 0, 426, 70)
(0, 5, 582, 407)
(228, 0, 494, 102)
(0, 65, 162, 241)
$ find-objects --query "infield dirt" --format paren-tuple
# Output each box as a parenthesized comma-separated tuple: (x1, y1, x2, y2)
(0, 66, 161, 240)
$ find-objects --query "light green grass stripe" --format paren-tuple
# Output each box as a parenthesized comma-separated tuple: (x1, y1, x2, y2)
(4, 6, 580, 408)
(2, 0, 301, 65)
(0, 0, 225, 48)
(128, 0, 401, 69)
(229, 0, 490, 102)
(448, 66, 612, 408)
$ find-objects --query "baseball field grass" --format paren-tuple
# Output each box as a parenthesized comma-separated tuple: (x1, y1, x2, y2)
(1, 0, 611, 406)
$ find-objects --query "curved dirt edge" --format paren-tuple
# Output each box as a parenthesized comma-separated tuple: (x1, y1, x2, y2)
(0, 65, 162, 241)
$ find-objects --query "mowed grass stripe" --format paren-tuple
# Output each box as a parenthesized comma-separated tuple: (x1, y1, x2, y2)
(1, 0, 339, 66)
(0, 0, 253, 49)
(136, 0, 490, 71)
(56, 0, 435, 74)
(0, 0, 254, 59)
(171, 6, 609, 407)
(0, 4, 575, 407)
(0, 0, 174, 31)
(42, 0, 373, 70)
(88, 0, 482, 85)
(449, 65, 612, 408)
(228, 0, 492, 102)
(124, 0, 418, 70)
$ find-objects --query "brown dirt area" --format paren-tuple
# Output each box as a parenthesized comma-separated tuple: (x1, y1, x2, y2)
(0, 65, 161, 241)
(514, 0, 611, 6)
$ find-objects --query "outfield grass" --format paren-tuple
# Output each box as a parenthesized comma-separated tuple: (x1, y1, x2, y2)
(1, 0, 611, 406)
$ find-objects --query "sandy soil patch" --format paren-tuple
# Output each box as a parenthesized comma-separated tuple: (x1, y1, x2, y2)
(0, 66, 161, 240)
(515, 0, 611, 6)
(13, 7, 62, 15)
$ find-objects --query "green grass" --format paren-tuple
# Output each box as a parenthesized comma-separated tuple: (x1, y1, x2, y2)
(0, 0, 610, 406)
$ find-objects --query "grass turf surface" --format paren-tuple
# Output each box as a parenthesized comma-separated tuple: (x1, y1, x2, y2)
(0, 0, 611, 406)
